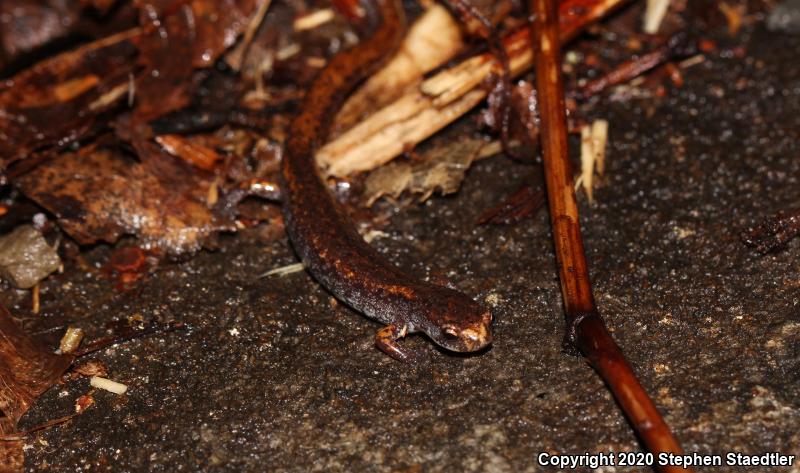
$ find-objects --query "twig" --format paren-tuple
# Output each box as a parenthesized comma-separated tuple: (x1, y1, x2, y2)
(476, 184, 545, 225)
(571, 32, 696, 101)
(0, 414, 78, 441)
(74, 321, 186, 357)
(258, 262, 305, 278)
(529, 0, 691, 470)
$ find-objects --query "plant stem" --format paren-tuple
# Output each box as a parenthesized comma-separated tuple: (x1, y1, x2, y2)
(528, 0, 692, 470)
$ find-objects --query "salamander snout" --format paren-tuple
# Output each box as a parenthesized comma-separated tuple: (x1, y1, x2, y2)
(438, 310, 493, 352)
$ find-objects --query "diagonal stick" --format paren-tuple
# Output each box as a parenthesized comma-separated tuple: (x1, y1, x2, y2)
(528, 0, 692, 470)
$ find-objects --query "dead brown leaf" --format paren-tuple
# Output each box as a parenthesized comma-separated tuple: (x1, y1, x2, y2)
(363, 136, 488, 205)
(0, 30, 139, 166)
(16, 145, 235, 255)
(0, 1, 80, 70)
(0, 417, 23, 473)
(0, 305, 73, 473)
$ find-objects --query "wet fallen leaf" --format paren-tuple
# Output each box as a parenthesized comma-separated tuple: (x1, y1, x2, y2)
(0, 30, 139, 167)
(0, 1, 80, 70)
(132, 0, 261, 122)
(16, 145, 235, 255)
(0, 307, 73, 424)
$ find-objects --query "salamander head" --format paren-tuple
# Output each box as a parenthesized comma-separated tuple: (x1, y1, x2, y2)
(421, 293, 493, 353)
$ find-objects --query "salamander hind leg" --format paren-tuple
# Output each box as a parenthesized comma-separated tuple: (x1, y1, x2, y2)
(375, 324, 422, 363)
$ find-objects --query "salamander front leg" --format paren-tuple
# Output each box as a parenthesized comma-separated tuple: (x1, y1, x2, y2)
(375, 324, 419, 363)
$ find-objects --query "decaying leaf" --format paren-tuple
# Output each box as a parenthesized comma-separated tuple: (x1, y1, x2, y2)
(16, 146, 235, 255)
(0, 416, 23, 473)
(0, 305, 74, 473)
(132, 0, 261, 122)
(363, 136, 490, 205)
(0, 1, 80, 70)
(189, 0, 260, 68)
(0, 307, 74, 424)
(0, 30, 139, 166)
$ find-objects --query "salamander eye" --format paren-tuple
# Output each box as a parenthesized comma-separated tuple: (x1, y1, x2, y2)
(442, 325, 459, 339)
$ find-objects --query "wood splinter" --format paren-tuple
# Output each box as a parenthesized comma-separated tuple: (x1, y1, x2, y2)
(528, 0, 692, 470)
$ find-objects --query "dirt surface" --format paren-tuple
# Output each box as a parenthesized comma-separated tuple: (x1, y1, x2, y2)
(9, 24, 800, 473)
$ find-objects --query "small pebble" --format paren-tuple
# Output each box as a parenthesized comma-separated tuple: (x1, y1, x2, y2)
(768, 0, 800, 34)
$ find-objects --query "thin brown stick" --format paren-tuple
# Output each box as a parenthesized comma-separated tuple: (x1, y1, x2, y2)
(528, 0, 692, 470)
(572, 32, 696, 101)
(0, 414, 78, 441)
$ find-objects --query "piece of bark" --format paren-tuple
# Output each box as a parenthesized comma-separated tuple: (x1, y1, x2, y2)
(334, 3, 465, 133)
(317, 0, 628, 177)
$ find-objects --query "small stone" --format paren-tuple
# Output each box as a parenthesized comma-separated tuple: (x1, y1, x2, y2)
(0, 225, 61, 289)
(768, 0, 800, 34)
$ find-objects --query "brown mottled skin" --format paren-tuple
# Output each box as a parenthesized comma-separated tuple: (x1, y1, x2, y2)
(281, 0, 492, 361)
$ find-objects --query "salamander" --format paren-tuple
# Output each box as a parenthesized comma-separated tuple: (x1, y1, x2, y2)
(281, 0, 492, 361)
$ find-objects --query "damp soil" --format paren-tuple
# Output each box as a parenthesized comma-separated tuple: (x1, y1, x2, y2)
(13, 26, 800, 473)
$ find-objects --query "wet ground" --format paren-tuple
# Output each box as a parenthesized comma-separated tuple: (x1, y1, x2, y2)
(11, 22, 800, 473)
